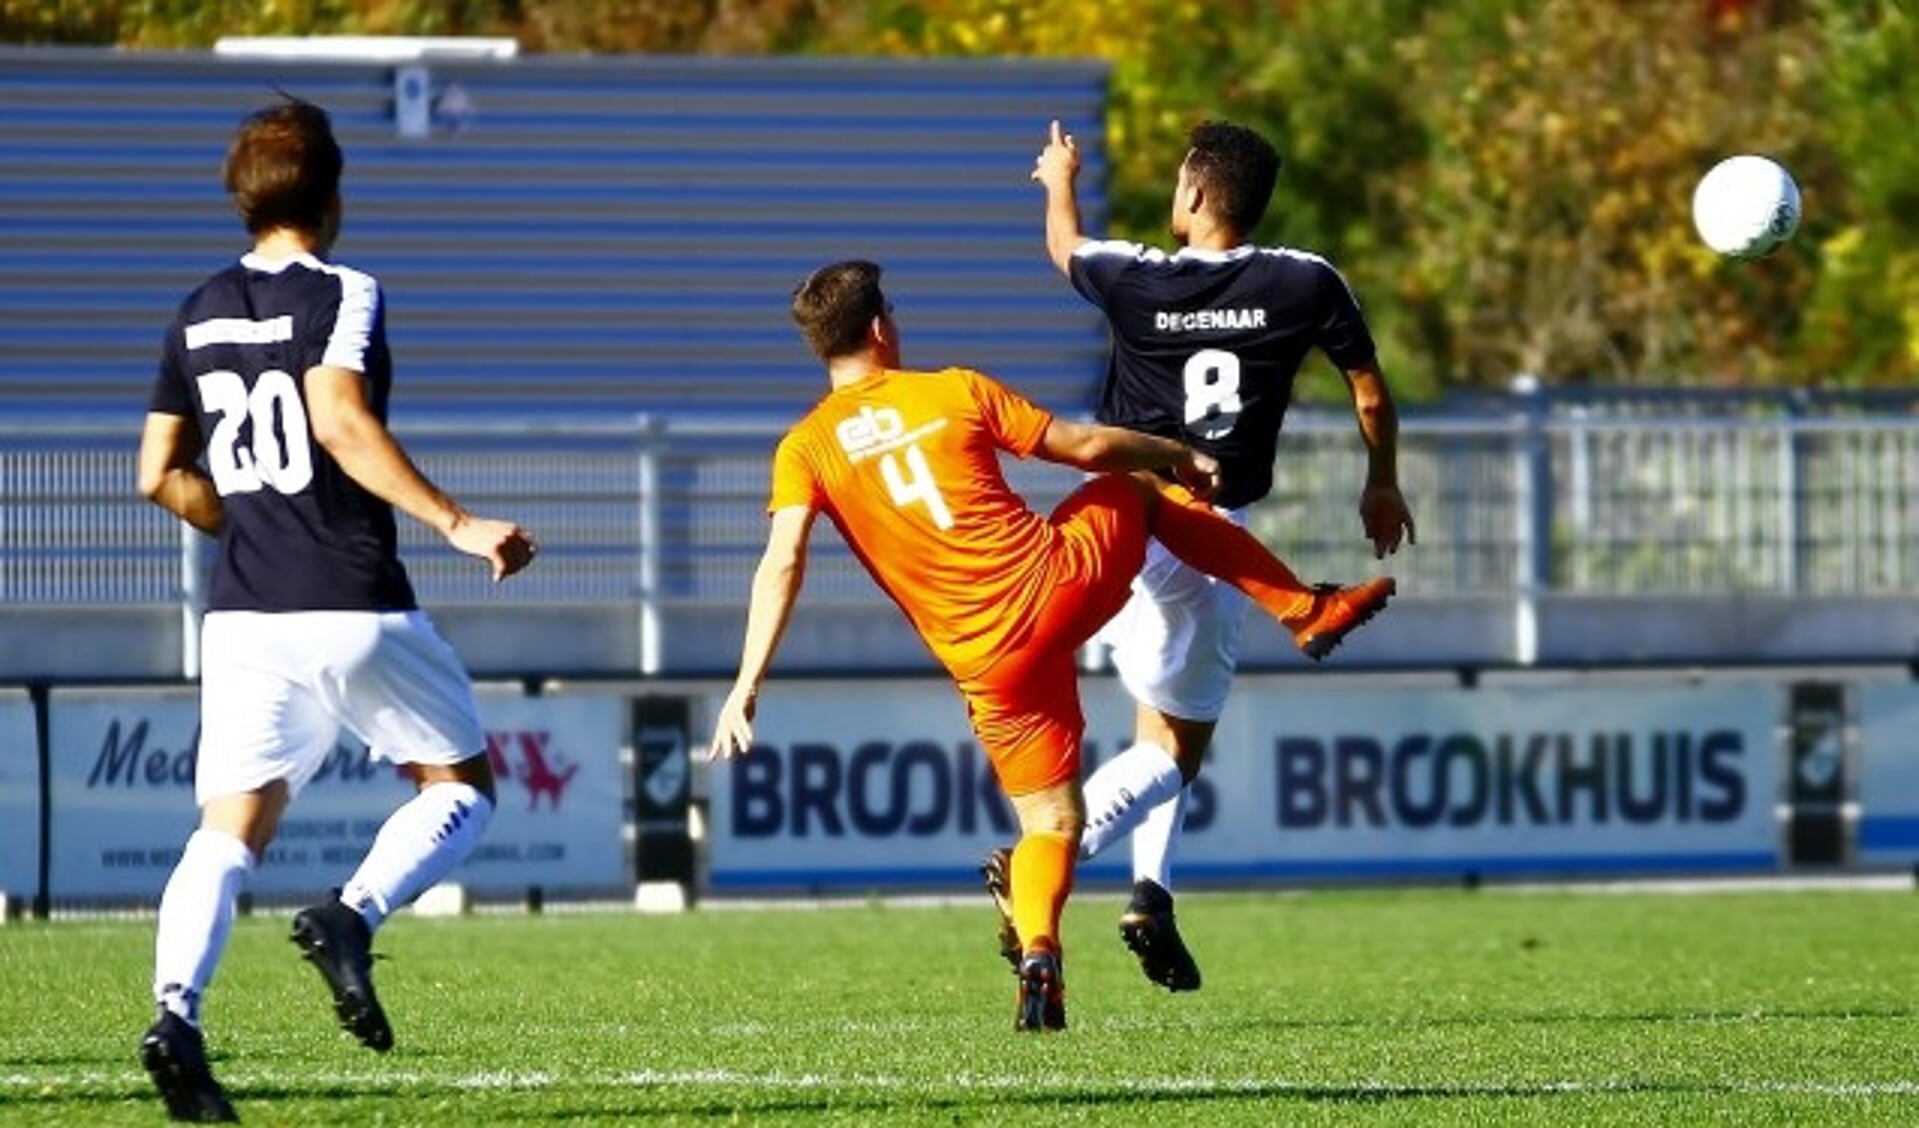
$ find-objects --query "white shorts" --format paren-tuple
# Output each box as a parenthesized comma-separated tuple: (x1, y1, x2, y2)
(1096, 508, 1251, 723)
(195, 610, 483, 805)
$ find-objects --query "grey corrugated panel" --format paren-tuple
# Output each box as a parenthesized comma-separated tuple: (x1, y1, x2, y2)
(0, 45, 1103, 78)
(1, 354, 1090, 379)
(0, 110, 1089, 137)
(0, 251, 1083, 277)
(0, 291, 1080, 318)
(0, 136, 1103, 163)
(0, 356, 1102, 386)
(0, 198, 1052, 226)
(2, 303, 1090, 329)
(0, 276, 1081, 304)
(0, 184, 1064, 214)
(0, 47, 1109, 416)
(0, 226, 1051, 249)
(0, 51, 1102, 121)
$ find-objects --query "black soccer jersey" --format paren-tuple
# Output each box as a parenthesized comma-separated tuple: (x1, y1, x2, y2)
(147, 252, 417, 613)
(1069, 240, 1378, 510)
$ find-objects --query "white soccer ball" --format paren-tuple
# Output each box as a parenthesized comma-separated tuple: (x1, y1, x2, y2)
(1691, 154, 1801, 259)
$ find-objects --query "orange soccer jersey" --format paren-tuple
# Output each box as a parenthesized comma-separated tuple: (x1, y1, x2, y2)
(770, 366, 1064, 680)
(771, 366, 1151, 793)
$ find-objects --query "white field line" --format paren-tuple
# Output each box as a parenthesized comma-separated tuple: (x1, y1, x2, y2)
(7, 1068, 1919, 1099)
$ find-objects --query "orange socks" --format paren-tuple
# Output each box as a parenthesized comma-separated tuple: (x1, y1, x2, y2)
(1010, 831, 1075, 957)
(1149, 483, 1316, 624)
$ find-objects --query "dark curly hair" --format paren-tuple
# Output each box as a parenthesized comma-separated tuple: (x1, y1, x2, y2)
(1184, 120, 1281, 235)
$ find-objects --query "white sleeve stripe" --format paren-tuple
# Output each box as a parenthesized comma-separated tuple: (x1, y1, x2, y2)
(1074, 238, 1167, 264)
(319, 265, 379, 372)
(1263, 244, 1328, 265)
(1263, 246, 1363, 310)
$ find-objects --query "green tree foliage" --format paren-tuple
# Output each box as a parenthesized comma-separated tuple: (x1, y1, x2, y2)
(1801, 0, 1919, 386)
(0, 0, 826, 52)
(833, 0, 1251, 239)
(1385, 1, 1826, 387)
(1, 0, 1912, 390)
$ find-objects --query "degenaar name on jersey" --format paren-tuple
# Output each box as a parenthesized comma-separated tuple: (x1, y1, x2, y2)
(1154, 308, 1269, 333)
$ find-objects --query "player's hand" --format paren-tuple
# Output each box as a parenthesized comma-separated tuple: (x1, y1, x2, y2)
(1174, 448, 1221, 503)
(447, 514, 538, 581)
(1359, 484, 1416, 559)
(1031, 119, 1080, 190)
(708, 685, 759, 761)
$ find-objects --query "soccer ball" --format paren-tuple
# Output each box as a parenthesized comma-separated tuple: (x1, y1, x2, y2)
(1691, 155, 1801, 259)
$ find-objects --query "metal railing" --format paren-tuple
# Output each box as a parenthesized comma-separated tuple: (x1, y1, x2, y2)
(3, 406, 1915, 672)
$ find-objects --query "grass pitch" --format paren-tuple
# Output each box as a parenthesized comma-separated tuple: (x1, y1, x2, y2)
(3, 885, 1917, 1125)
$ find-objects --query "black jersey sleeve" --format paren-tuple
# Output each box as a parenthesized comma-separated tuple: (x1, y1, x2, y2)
(1311, 257, 1378, 370)
(1067, 239, 1161, 309)
(146, 324, 194, 416)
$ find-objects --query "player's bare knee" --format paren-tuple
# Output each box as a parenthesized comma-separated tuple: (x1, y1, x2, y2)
(1139, 711, 1213, 783)
(198, 780, 290, 860)
(414, 753, 496, 805)
(1165, 733, 1209, 782)
(1009, 782, 1085, 840)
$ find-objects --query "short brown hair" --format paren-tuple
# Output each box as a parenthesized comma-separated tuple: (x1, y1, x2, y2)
(223, 99, 343, 236)
(791, 260, 885, 360)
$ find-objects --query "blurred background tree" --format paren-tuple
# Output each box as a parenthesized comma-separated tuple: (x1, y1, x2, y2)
(2, 0, 1911, 395)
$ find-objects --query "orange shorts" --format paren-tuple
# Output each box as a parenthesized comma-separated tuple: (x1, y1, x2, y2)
(956, 474, 1148, 797)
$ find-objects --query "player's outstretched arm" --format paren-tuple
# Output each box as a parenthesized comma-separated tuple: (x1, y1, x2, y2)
(137, 412, 223, 535)
(710, 504, 816, 761)
(303, 365, 537, 580)
(1032, 119, 1091, 276)
(1036, 418, 1220, 501)
(1344, 361, 1416, 558)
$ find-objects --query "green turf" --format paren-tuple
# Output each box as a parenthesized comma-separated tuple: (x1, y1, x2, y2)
(3, 887, 1917, 1124)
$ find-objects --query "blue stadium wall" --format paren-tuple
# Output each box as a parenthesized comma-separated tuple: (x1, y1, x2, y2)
(0, 47, 1111, 419)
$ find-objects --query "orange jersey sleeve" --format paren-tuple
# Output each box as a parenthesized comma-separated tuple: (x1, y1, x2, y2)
(768, 430, 823, 513)
(960, 367, 1052, 459)
(774, 367, 1062, 679)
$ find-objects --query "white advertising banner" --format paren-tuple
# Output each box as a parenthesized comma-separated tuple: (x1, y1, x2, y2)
(707, 679, 1781, 890)
(46, 687, 627, 902)
(1856, 682, 1919, 866)
(0, 689, 38, 899)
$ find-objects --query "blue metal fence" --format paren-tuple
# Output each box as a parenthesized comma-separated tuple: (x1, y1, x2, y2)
(3, 403, 1915, 678)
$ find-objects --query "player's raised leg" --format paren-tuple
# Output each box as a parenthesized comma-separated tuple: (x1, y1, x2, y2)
(290, 758, 493, 1053)
(1081, 473, 1391, 989)
(1144, 479, 1395, 658)
(291, 612, 496, 1053)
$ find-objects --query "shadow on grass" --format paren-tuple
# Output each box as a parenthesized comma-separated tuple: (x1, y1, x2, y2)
(1189, 1004, 1919, 1035)
(479, 1079, 1713, 1121)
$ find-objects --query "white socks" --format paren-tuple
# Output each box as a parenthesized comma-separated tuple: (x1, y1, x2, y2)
(1133, 784, 1186, 890)
(1079, 742, 1185, 862)
(341, 782, 493, 930)
(153, 828, 254, 1027)
(149, 784, 492, 1026)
